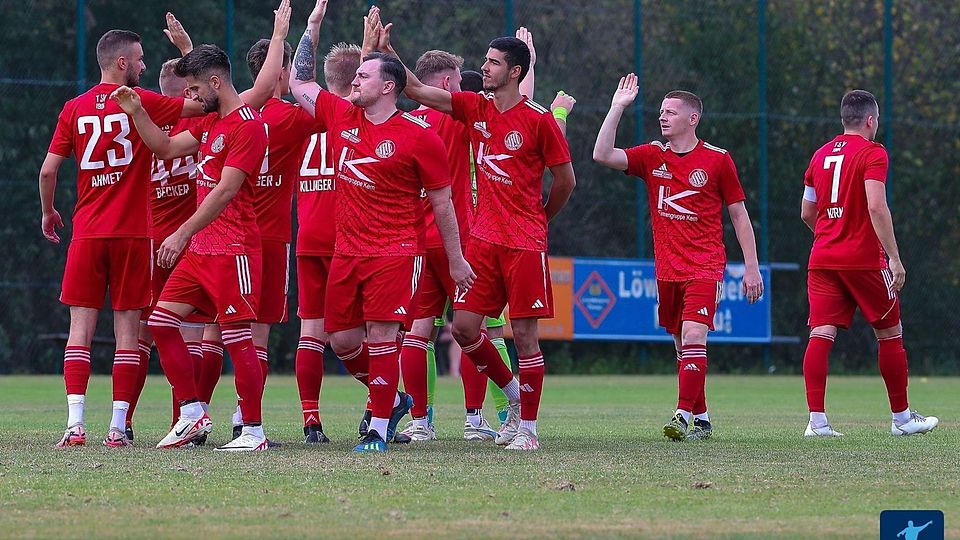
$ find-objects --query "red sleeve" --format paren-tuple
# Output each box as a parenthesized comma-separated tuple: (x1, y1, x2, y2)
(47, 102, 74, 157)
(224, 120, 268, 176)
(450, 91, 482, 125)
(136, 88, 185, 127)
(313, 89, 352, 132)
(803, 154, 816, 187)
(414, 130, 452, 191)
(289, 103, 322, 139)
(538, 112, 571, 167)
(718, 152, 746, 205)
(862, 145, 888, 183)
(188, 114, 212, 141)
(623, 145, 650, 178)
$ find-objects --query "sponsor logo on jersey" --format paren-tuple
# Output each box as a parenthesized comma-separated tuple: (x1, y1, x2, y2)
(341, 127, 361, 144)
(832, 141, 847, 153)
(657, 185, 699, 221)
(476, 142, 513, 185)
(504, 130, 523, 151)
(96, 93, 107, 110)
(473, 121, 491, 138)
(201, 132, 209, 143)
(211, 134, 225, 153)
(689, 168, 708, 188)
(375, 140, 396, 159)
(337, 148, 378, 190)
(652, 163, 673, 179)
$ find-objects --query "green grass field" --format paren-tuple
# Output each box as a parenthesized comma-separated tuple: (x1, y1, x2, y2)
(0, 374, 956, 539)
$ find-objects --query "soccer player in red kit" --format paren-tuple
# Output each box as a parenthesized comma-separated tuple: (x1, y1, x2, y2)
(799, 90, 938, 437)
(593, 74, 764, 441)
(39, 29, 201, 448)
(375, 13, 577, 451)
(291, 1, 365, 444)
(112, 43, 270, 451)
(290, 14, 475, 452)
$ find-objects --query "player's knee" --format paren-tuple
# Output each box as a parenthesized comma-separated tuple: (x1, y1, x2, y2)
(810, 325, 838, 339)
(874, 322, 902, 340)
(451, 321, 477, 346)
(680, 323, 708, 345)
(510, 320, 539, 351)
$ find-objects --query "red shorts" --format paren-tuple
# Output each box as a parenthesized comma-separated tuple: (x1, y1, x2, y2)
(159, 251, 261, 325)
(296, 254, 333, 319)
(324, 254, 422, 333)
(453, 239, 553, 319)
(656, 279, 723, 336)
(807, 268, 900, 329)
(257, 241, 290, 324)
(412, 247, 456, 319)
(60, 237, 152, 311)
(141, 249, 209, 323)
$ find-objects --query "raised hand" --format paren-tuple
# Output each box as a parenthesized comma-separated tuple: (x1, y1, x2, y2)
(110, 86, 142, 115)
(516, 26, 536, 66)
(163, 12, 193, 55)
(612, 73, 639, 108)
(361, 6, 381, 56)
(551, 90, 576, 114)
(377, 22, 393, 54)
(308, 0, 327, 25)
(41, 209, 64, 244)
(272, 0, 291, 40)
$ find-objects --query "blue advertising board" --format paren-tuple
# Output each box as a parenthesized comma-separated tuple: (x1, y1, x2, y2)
(572, 258, 772, 343)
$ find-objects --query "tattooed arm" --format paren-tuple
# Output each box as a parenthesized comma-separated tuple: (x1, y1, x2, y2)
(289, 0, 327, 117)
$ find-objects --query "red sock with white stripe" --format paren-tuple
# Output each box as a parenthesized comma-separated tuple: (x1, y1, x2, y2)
(400, 334, 429, 418)
(222, 325, 263, 424)
(368, 341, 400, 436)
(126, 339, 152, 426)
(148, 307, 199, 405)
(296, 337, 325, 426)
(677, 344, 707, 419)
(109, 349, 140, 430)
(518, 352, 545, 435)
(877, 332, 909, 414)
(803, 330, 834, 417)
(256, 346, 269, 387)
(460, 333, 518, 399)
(198, 340, 223, 405)
(339, 342, 370, 387)
(187, 341, 203, 385)
(64, 346, 91, 427)
(460, 352, 487, 410)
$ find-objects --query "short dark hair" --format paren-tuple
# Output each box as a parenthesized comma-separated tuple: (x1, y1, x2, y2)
(246, 38, 293, 80)
(840, 89, 878, 128)
(414, 50, 463, 82)
(460, 69, 483, 93)
(664, 90, 703, 116)
(362, 52, 406, 95)
(487, 36, 530, 82)
(175, 44, 231, 79)
(96, 30, 141, 70)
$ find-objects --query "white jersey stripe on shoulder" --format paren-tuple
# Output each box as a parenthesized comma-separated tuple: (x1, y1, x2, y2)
(703, 142, 728, 154)
(525, 100, 548, 114)
(401, 112, 430, 128)
(651, 140, 668, 151)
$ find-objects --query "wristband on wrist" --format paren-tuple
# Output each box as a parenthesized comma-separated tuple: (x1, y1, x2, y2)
(552, 106, 569, 122)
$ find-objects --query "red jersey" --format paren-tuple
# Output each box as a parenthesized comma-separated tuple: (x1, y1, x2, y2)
(47, 83, 183, 239)
(150, 117, 202, 241)
(187, 106, 268, 255)
(295, 131, 337, 256)
(450, 92, 571, 251)
(408, 107, 474, 249)
(625, 140, 746, 281)
(312, 90, 451, 257)
(804, 134, 889, 270)
(255, 98, 319, 242)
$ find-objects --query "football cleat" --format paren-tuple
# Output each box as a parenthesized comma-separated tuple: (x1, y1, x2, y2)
(399, 421, 436, 442)
(663, 413, 689, 441)
(357, 410, 372, 440)
(504, 427, 539, 451)
(55, 424, 86, 448)
(214, 432, 268, 452)
(686, 418, 713, 441)
(103, 427, 132, 448)
(156, 414, 213, 448)
(193, 432, 208, 446)
(385, 392, 414, 443)
(304, 424, 331, 444)
(231, 424, 243, 441)
(124, 423, 135, 443)
(495, 402, 521, 446)
(892, 411, 939, 436)
(464, 417, 498, 441)
(353, 429, 387, 453)
(804, 422, 844, 437)
(392, 432, 412, 444)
